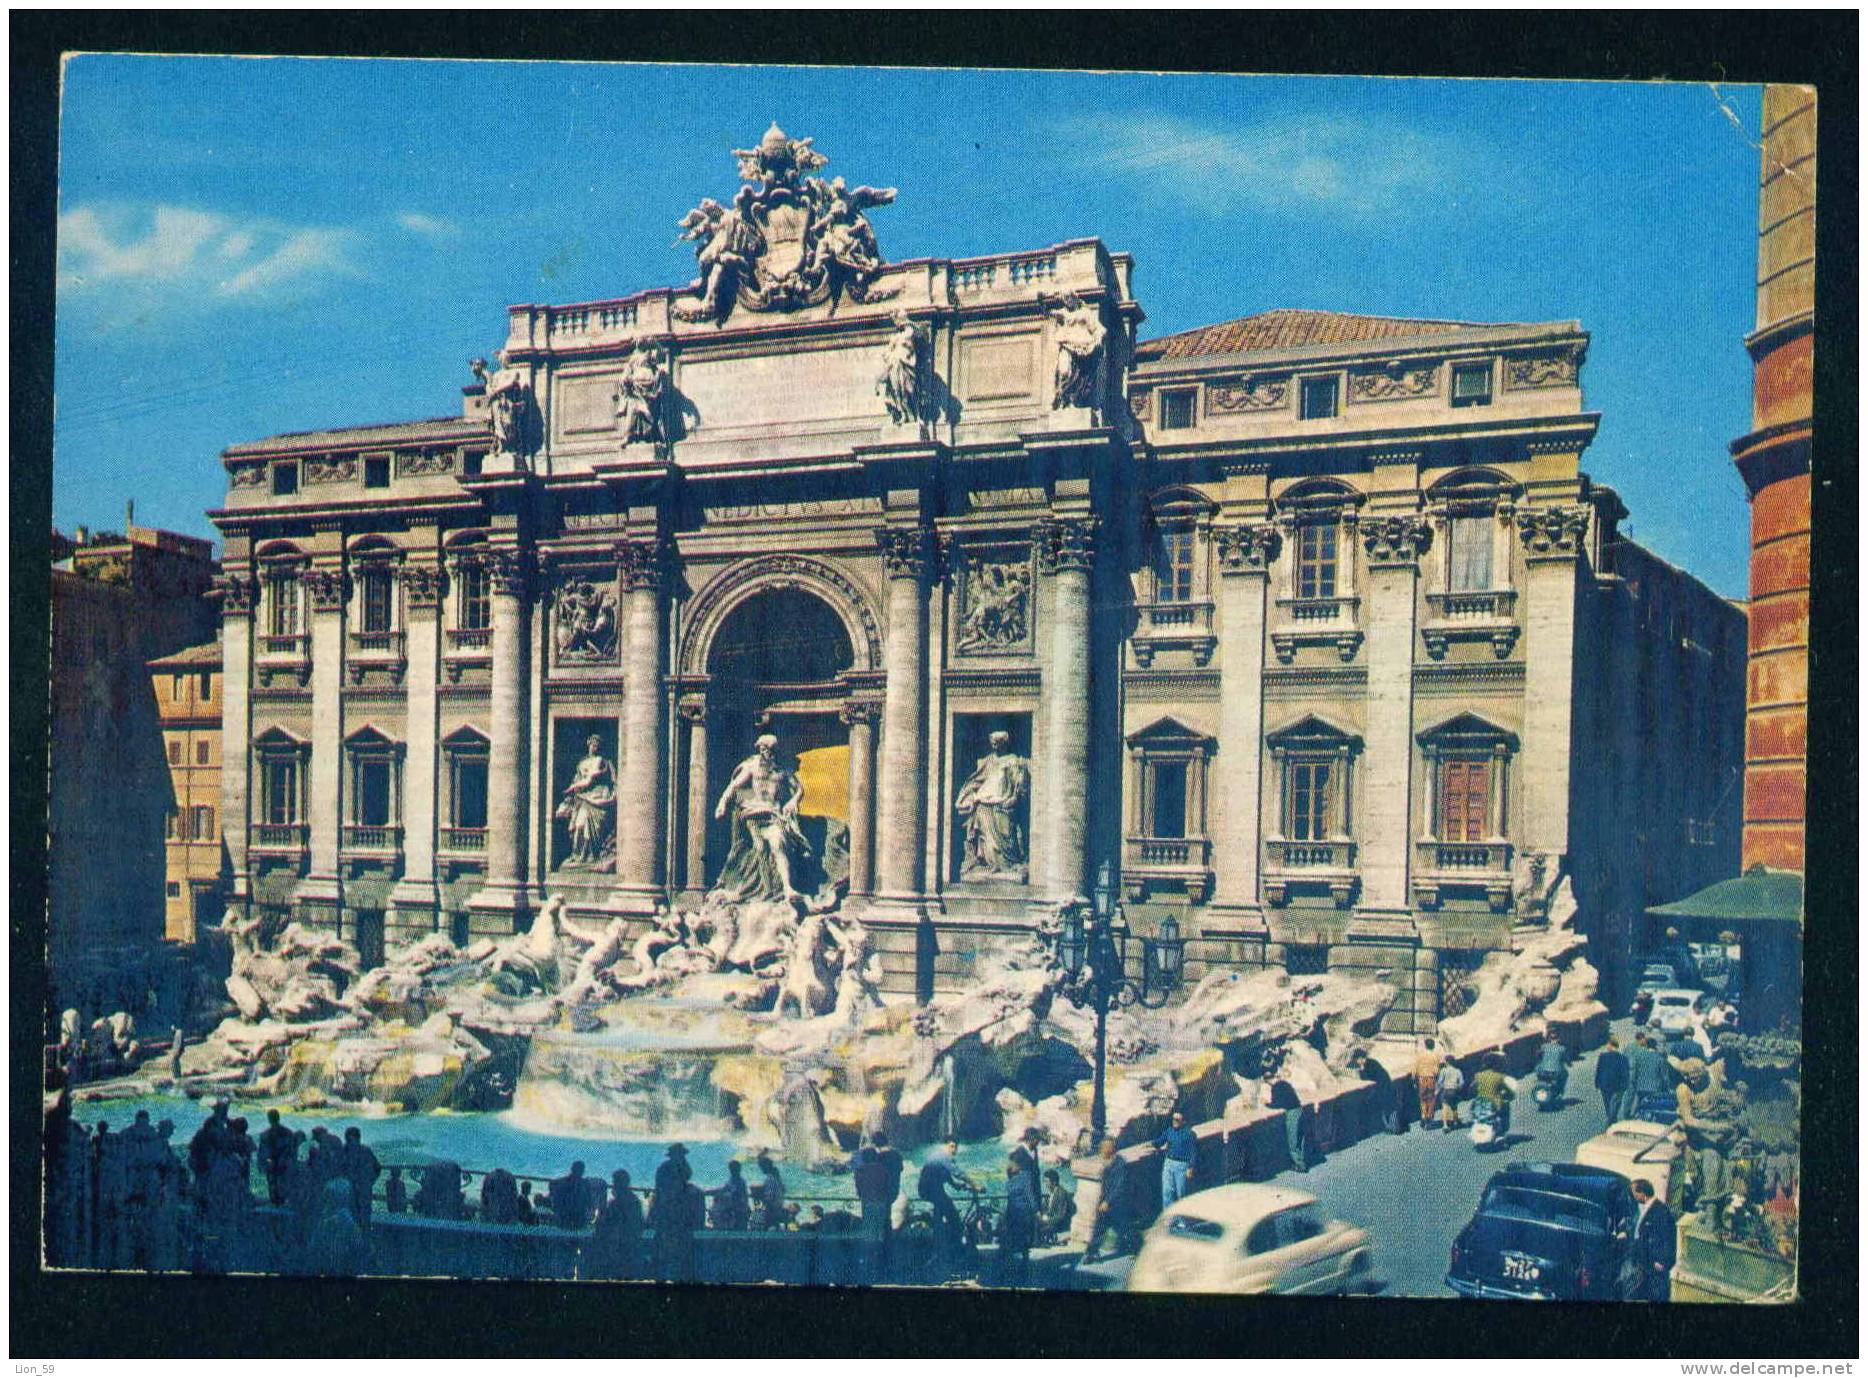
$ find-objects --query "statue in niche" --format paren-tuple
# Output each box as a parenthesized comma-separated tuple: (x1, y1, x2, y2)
(712, 733, 817, 905)
(554, 580, 618, 662)
(957, 559, 1031, 651)
(555, 734, 617, 870)
(876, 309, 925, 427)
(955, 731, 1032, 883)
(613, 344, 669, 449)
(1041, 291, 1107, 410)
(470, 354, 531, 459)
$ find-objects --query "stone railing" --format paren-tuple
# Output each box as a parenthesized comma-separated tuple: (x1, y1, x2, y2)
(1417, 839, 1511, 872)
(1412, 840, 1513, 912)
(1270, 596, 1362, 664)
(1425, 589, 1516, 622)
(951, 250, 1058, 294)
(1130, 599, 1217, 666)
(1122, 835, 1214, 902)
(440, 827, 488, 853)
(342, 824, 404, 854)
(1265, 838, 1355, 870)
(447, 627, 493, 654)
(250, 822, 308, 853)
(1421, 589, 1520, 660)
(258, 633, 310, 660)
(350, 630, 405, 658)
(1276, 594, 1358, 624)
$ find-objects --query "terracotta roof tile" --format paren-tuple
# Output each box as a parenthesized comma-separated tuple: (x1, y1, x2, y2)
(1137, 308, 1526, 361)
(148, 639, 222, 669)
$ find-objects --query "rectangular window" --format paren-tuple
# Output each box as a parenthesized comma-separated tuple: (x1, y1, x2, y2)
(1151, 760, 1189, 839)
(263, 757, 297, 825)
(452, 754, 489, 830)
(461, 449, 485, 479)
(1155, 529, 1196, 602)
(268, 574, 299, 637)
(167, 882, 181, 899)
(364, 455, 391, 489)
(1448, 515, 1493, 591)
(360, 568, 394, 633)
(1286, 943, 1329, 977)
(457, 564, 491, 631)
(166, 808, 179, 841)
(1440, 761, 1490, 842)
(1451, 361, 1493, 407)
(1287, 761, 1332, 841)
(355, 909, 386, 970)
(1295, 524, 1338, 600)
(191, 805, 215, 841)
(168, 740, 183, 766)
(200, 671, 213, 701)
(196, 740, 210, 765)
(171, 674, 184, 701)
(354, 757, 394, 827)
(1159, 388, 1197, 430)
(1299, 375, 1338, 420)
(272, 462, 298, 496)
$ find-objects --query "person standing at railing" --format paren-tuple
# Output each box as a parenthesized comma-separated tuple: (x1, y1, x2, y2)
(708, 1159, 751, 1230)
(585, 1168, 644, 1280)
(259, 1110, 296, 1207)
(383, 1165, 409, 1215)
(917, 1138, 976, 1276)
(549, 1160, 602, 1230)
(754, 1152, 787, 1231)
(852, 1132, 905, 1278)
(1000, 1152, 1037, 1285)
(341, 1127, 381, 1229)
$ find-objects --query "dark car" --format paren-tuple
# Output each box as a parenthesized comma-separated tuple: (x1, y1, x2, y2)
(1445, 1162, 1635, 1300)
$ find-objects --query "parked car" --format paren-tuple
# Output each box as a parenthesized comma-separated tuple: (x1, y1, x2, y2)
(1445, 1162, 1636, 1300)
(1574, 1120, 1684, 1202)
(1127, 1184, 1376, 1295)
(1647, 988, 1709, 1038)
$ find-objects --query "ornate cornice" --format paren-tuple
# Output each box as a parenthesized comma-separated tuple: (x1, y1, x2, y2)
(839, 697, 883, 728)
(302, 568, 349, 611)
(1515, 505, 1590, 561)
(1214, 522, 1281, 577)
(1035, 516, 1098, 575)
(677, 696, 708, 725)
(215, 574, 258, 614)
(876, 524, 932, 580)
(1360, 515, 1433, 567)
(615, 536, 664, 591)
(401, 564, 444, 610)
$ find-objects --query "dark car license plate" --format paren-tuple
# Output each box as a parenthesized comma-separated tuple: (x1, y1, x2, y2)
(1501, 1253, 1542, 1282)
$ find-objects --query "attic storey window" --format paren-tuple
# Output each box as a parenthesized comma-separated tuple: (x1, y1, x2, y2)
(1452, 361, 1493, 407)
(1299, 375, 1339, 420)
(1159, 388, 1197, 431)
(271, 462, 298, 496)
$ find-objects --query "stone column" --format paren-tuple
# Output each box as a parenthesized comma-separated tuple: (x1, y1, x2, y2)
(468, 550, 531, 927)
(680, 697, 709, 895)
(874, 525, 930, 906)
(296, 565, 348, 926)
(389, 563, 444, 936)
(1039, 517, 1097, 902)
(1358, 515, 1432, 915)
(1516, 505, 1590, 867)
(613, 538, 666, 911)
(217, 573, 257, 913)
(842, 698, 881, 898)
(1211, 523, 1280, 915)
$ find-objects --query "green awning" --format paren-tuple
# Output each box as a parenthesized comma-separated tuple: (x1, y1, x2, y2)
(1646, 866, 1804, 926)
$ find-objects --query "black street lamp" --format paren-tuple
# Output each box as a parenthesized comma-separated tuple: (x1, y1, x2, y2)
(1049, 860, 1186, 1146)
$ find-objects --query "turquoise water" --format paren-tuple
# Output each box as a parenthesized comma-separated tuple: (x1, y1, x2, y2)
(71, 1093, 1038, 1201)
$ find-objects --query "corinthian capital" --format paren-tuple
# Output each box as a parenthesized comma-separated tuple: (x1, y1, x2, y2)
(302, 568, 349, 612)
(400, 564, 444, 610)
(1515, 504, 1591, 561)
(615, 537, 664, 591)
(483, 549, 532, 598)
(1215, 522, 1282, 576)
(1360, 515, 1433, 568)
(1036, 516, 1098, 574)
(214, 573, 258, 614)
(876, 524, 931, 580)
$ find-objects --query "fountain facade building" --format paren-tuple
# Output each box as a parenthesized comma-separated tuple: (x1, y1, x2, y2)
(208, 127, 1743, 1031)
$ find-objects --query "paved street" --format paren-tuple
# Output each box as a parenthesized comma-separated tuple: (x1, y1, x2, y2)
(1070, 1023, 1633, 1297)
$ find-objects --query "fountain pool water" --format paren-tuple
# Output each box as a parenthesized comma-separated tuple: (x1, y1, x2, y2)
(69, 1093, 1033, 1202)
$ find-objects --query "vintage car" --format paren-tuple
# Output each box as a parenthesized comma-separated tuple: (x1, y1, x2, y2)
(1647, 988, 1710, 1037)
(1445, 1162, 1637, 1300)
(1126, 1183, 1376, 1295)
(1574, 1119, 1684, 1202)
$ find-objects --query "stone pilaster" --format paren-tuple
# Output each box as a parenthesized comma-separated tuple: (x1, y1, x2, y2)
(467, 549, 532, 928)
(296, 565, 348, 923)
(1358, 515, 1431, 917)
(679, 697, 709, 895)
(841, 697, 881, 898)
(1211, 523, 1280, 917)
(613, 538, 665, 911)
(873, 524, 930, 908)
(1038, 516, 1097, 903)
(389, 562, 444, 933)
(1516, 505, 1589, 866)
(216, 573, 257, 912)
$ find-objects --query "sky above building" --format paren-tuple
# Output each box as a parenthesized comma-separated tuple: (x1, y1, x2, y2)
(54, 57, 1762, 596)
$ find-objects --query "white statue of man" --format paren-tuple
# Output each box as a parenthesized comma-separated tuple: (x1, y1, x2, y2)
(711, 733, 812, 904)
(955, 730, 1032, 882)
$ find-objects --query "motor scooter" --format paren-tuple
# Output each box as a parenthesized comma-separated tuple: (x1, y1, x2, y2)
(1532, 1065, 1567, 1112)
(1470, 1097, 1507, 1150)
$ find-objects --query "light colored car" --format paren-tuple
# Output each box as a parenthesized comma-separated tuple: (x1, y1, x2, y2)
(1646, 988, 1708, 1037)
(1126, 1183, 1376, 1295)
(1574, 1119, 1683, 1201)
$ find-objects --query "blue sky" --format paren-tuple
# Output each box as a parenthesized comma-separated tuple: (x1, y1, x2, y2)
(55, 58, 1762, 596)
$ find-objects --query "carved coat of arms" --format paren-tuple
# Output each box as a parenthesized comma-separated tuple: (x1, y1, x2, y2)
(676, 123, 900, 325)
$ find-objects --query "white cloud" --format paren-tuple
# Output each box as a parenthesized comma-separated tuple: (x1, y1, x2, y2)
(396, 211, 459, 242)
(57, 203, 359, 301)
(1052, 110, 1471, 217)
